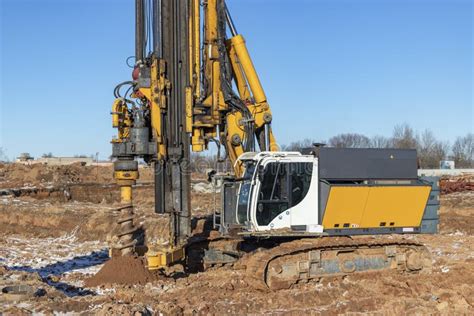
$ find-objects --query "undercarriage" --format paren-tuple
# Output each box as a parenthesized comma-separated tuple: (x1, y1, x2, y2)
(187, 232, 432, 291)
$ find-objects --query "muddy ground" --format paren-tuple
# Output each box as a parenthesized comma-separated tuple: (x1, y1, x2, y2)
(0, 163, 473, 314)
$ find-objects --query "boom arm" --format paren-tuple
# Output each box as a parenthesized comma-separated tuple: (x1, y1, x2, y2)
(187, 0, 277, 176)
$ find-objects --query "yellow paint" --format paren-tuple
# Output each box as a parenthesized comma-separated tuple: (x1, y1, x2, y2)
(183, 2, 277, 170)
(225, 112, 246, 176)
(185, 87, 193, 133)
(229, 35, 266, 104)
(114, 170, 138, 204)
(191, 129, 205, 152)
(212, 61, 221, 117)
(247, 103, 271, 128)
(146, 247, 186, 270)
(361, 186, 431, 227)
(268, 126, 279, 151)
(111, 99, 122, 128)
(111, 0, 280, 173)
(110, 0, 279, 179)
(188, 0, 200, 98)
(226, 40, 251, 101)
(322, 187, 370, 228)
(114, 171, 139, 181)
(323, 185, 431, 229)
(111, 98, 131, 141)
(120, 186, 132, 203)
(139, 59, 168, 159)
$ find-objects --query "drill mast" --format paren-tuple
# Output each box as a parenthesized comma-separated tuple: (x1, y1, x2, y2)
(110, 0, 276, 264)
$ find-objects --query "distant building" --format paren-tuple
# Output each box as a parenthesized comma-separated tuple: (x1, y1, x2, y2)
(16, 153, 34, 162)
(36, 157, 94, 166)
(16, 156, 94, 166)
(440, 160, 455, 170)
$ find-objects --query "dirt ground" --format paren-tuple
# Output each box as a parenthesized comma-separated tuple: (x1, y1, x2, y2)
(0, 163, 473, 315)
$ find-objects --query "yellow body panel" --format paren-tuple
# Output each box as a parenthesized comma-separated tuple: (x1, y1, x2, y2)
(322, 187, 370, 228)
(361, 186, 431, 227)
(323, 185, 431, 229)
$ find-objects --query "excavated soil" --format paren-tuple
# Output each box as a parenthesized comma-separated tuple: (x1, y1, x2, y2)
(0, 162, 154, 188)
(0, 163, 473, 314)
(84, 256, 157, 287)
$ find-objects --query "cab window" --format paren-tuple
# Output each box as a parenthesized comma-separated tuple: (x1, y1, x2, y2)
(256, 162, 312, 226)
(236, 163, 255, 224)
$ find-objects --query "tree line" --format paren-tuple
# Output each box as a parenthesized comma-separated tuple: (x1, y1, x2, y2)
(1, 124, 472, 169)
(282, 123, 473, 169)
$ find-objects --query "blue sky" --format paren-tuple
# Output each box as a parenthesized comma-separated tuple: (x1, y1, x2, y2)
(1, 0, 472, 160)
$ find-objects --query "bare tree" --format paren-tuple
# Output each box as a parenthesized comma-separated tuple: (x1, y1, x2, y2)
(272, 125, 473, 170)
(281, 138, 318, 152)
(417, 130, 449, 168)
(42, 152, 54, 158)
(190, 153, 231, 173)
(369, 135, 392, 148)
(391, 123, 418, 149)
(452, 133, 474, 168)
(328, 133, 371, 148)
(432, 141, 450, 167)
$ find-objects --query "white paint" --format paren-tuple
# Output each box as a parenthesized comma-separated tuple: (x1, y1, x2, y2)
(289, 159, 319, 227)
(307, 224, 324, 233)
(245, 153, 319, 231)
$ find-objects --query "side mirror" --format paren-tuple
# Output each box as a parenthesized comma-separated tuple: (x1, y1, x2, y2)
(257, 165, 265, 182)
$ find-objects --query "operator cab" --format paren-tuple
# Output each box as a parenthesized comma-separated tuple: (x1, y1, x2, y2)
(220, 152, 319, 234)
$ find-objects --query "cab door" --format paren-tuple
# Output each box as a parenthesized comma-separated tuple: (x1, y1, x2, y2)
(252, 159, 315, 231)
(253, 161, 290, 229)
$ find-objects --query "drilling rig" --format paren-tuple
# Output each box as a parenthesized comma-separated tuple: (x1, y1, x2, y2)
(109, 0, 439, 290)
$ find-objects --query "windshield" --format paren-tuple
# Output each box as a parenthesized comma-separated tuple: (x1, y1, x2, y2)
(236, 162, 255, 224)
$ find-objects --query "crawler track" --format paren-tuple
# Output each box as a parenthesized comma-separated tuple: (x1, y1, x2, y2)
(243, 236, 432, 290)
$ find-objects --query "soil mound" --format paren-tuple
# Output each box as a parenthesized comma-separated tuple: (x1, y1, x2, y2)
(84, 256, 156, 287)
(0, 162, 155, 189)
